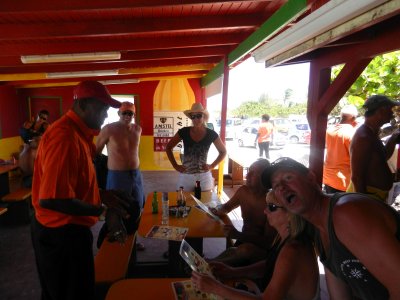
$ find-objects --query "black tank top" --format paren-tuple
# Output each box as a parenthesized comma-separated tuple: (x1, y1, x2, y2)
(315, 193, 400, 300)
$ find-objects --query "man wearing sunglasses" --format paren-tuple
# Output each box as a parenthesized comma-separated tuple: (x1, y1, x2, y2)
(96, 101, 145, 249)
(262, 157, 400, 300)
(20, 109, 50, 144)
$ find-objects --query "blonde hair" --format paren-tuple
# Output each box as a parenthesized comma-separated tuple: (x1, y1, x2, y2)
(266, 190, 306, 238)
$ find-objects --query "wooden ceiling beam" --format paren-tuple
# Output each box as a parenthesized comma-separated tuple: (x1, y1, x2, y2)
(0, 0, 272, 14)
(0, 46, 229, 67)
(0, 15, 261, 41)
(0, 57, 219, 74)
(0, 33, 247, 56)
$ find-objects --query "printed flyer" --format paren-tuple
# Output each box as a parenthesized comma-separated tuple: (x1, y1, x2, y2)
(145, 225, 188, 241)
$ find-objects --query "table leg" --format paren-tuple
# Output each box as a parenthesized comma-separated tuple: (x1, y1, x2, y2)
(0, 172, 10, 199)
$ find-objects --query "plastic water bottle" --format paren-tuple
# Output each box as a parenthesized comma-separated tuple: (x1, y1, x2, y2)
(161, 192, 169, 225)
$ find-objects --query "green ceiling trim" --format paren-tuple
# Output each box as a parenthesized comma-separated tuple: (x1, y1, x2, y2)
(201, 0, 309, 87)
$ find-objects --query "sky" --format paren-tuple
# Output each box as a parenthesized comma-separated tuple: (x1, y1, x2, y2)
(207, 58, 310, 117)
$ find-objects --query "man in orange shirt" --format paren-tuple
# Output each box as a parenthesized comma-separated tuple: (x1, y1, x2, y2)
(323, 105, 358, 193)
(31, 81, 128, 300)
(256, 114, 274, 159)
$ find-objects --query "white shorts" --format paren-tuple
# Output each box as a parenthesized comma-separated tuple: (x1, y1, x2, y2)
(177, 171, 214, 192)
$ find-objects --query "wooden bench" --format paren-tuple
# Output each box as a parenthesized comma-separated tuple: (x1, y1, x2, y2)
(0, 187, 32, 224)
(94, 232, 137, 299)
(2, 188, 32, 202)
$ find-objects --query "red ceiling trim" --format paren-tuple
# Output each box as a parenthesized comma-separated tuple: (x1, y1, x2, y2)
(0, 1, 272, 14)
(0, 33, 248, 56)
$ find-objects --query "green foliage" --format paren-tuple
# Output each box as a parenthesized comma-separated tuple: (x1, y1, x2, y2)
(231, 97, 307, 118)
(331, 50, 400, 114)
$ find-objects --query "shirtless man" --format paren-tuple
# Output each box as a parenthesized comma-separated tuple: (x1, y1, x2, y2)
(209, 159, 277, 266)
(348, 95, 400, 201)
(96, 101, 145, 248)
(18, 135, 41, 188)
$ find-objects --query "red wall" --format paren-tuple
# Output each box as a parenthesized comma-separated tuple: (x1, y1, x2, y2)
(0, 86, 25, 138)
(1, 78, 204, 139)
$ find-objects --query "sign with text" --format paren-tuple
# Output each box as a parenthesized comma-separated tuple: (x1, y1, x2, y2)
(153, 111, 190, 152)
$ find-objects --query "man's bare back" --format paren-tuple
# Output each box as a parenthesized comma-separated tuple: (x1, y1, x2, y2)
(19, 136, 40, 177)
(351, 124, 393, 192)
(97, 121, 141, 170)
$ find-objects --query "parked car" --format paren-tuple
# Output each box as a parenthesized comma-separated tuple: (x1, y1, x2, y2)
(236, 126, 286, 149)
(215, 118, 242, 139)
(271, 118, 292, 135)
(287, 122, 311, 143)
(242, 117, 291, 135)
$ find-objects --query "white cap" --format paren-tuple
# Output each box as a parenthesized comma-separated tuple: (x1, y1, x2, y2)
(340, 105, 358, 117)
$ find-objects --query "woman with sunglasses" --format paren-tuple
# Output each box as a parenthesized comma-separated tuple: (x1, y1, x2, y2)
(191, 190, 320, 300)
(166, 102, 226, 191)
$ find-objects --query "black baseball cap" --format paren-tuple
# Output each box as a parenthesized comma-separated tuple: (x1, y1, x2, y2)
(363, 95, 399, 114)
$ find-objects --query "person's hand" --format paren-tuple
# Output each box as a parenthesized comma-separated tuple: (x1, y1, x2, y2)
(175, 164, 186, 173)
(210, 206, 226, 217)
(191, 271, 219, 294)
(105, 210, 128, 244)
(209, 261, 234, 279)
(223, 224, 240, 239)
(201, 164, 215, 171)
(100, 190, 130, 219)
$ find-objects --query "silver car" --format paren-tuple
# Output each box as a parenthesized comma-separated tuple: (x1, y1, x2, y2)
(237, 126, 286, 149)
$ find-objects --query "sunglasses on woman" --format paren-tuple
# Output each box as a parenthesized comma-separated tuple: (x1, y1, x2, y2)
(121, 111, 134, 117)
(190, 114, 203, 120)
(266, 203, 284, 212)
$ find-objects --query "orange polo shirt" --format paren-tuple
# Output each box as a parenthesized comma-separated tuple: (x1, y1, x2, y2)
(32, 110, 100, 228)
(257, 122, 274, 143)
(323, 123, 356, 191)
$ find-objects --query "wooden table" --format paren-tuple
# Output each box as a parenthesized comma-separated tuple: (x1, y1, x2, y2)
(138, 191, 229, 238)
(138, 191, 231, 276)
(0, 164, 18, 198)
(105, 278, 187, 300)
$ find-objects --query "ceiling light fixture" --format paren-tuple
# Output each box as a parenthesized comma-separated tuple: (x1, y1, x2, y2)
(46, 69, 119, 79)
(253, 0, 386, 63)
(21, 51, 121, 64)
(99, 79, 140, 85)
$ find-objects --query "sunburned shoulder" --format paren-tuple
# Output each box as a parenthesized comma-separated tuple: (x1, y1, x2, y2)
(332, 194, 393, 229)
(235, 185, 262, 199)
(279, 238, 312, 261)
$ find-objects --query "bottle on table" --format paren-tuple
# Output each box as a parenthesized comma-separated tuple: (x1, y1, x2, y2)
(152, 191, 158, 214)
(177, 186, 186, 206)
(194, 180, 201, 200)
(177, 186, 187, 217)
(161, 192, 169, 225)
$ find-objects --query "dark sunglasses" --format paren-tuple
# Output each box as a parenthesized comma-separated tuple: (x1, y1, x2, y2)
(40, 116, 47, 120)
(121, 111, 134, 116)
(190, 114, 203, 120)
(266, 203, 284, 212)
